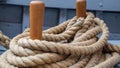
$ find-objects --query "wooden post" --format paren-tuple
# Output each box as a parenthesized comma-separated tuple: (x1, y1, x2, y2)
(76, 0, 86, 18)
(30, 1, 44, 40)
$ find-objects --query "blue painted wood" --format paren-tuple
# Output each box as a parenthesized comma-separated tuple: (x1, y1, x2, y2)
(5, 0, 120, 11)
(96, 11, 120, 34)
(0, 22, 22, 38)
(44, 8, 59, 27)
(0, 4, 22, 23)
(67, 9, 76, 19)
(0, 0, 6, 2)
(0, 0, 3, 2)
(22, 6, 59, 31)
(0, 46, 6, 50)
(0, 45, 6, 54)
(59, 9, 67, 24)
(108, 40, 120, 45)
(22, 7, 29, 31)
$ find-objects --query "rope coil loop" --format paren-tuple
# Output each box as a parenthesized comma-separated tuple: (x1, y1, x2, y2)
(0, 12, 120, 68)
(0, 31, 10, 48)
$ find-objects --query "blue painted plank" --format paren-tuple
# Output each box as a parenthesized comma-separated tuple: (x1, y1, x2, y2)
(0, 22, 22, 38)
(0, 4, 22, 23)
(5, 0, 120, 11)
(108, 40, 120, 45)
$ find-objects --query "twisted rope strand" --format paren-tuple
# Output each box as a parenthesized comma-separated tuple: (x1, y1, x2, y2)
(92, 52, 120, 68)
(0, 12, 120, 68)
(0, 31, 10, 48)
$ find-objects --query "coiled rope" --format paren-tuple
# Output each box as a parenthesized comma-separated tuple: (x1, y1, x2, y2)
(0, 31, 10, 48)
(0, 12, 120, 68)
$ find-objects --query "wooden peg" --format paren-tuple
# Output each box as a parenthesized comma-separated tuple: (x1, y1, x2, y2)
(30, 1, 44, 40)
(76, 0, 86, 18)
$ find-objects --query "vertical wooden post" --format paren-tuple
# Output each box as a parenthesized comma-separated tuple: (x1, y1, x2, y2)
(76, 0, 86, 18)
(30, 1, 44, 40)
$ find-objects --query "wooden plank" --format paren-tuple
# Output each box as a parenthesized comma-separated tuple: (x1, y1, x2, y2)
(0, 4, 22, 23)
(22, 7, 30, 31)
(5, 0, 120, 11)
(59, 9, 67, 24)
(67, 9, 76, 19)
(108, 40, 120, 45)
(0, 46, 6, 51)
(99, 12, 120, 34)
(44, 8, 59, 27)
(0, 22, 22, 38)
(22, 7, 59, 31)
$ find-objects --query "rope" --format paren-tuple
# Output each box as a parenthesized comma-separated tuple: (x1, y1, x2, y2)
(0, 12, 120, 68)
(0, 31, 10, 48)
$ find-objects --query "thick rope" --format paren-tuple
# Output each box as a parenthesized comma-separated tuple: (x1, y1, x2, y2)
(0, 31, 10, 48)
(0, 12, 120, 68)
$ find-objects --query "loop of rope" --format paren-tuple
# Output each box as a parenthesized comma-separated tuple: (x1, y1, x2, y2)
(0, 31, 10, 48)
(0, 12, 120, 68)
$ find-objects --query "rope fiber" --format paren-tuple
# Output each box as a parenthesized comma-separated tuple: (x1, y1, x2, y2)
(0, 31, 10, 48)
(0, 12, 120, 68)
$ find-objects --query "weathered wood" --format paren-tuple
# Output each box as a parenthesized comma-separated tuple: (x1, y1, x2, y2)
(30, 1, 44, 40)
(76, 0, 86, 18)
